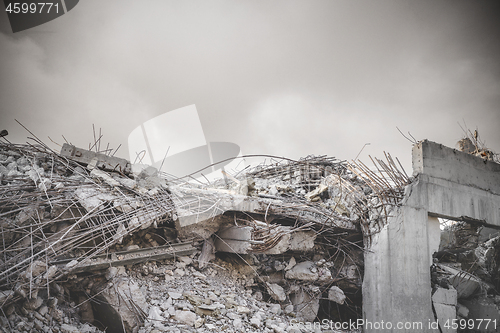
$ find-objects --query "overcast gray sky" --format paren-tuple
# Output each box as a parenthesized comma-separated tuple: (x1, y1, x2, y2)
(1, 0, 499, 173)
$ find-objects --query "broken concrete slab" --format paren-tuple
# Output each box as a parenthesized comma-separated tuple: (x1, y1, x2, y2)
(213, 224, 316, 254)
(432, 287, 457, 306)
(285, 261, 318, 281)
(265, 282, 286, 302)
(60, 143, 131, 175)
(439, 264, 481, 298)
(52, 242, 195, 274)
(433, 303, 457, 333)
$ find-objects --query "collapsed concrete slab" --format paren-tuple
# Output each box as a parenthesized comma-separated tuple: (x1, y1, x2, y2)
(214, 225, 316, 254)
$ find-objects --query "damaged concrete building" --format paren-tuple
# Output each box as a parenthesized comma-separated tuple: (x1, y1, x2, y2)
(0, 133, 499, 333)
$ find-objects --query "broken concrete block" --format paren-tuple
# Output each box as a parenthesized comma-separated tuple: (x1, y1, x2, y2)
(448, 274, 480, 299)
(433, 303, 457, 333)
(75, 187, 116, 212)
(305, 184, 328, 202)
(147, 306, 166, 329)
(328, 286, 345, 304)
(90, 168, 120, 187)
(218, 225, 253, 240)
(38, 177, 52, 191)
(199, 237, 216, 269)
(23, 297, 43, 310)
(432, 287, 457, 306)
(263, 228, 316, 254)
(285, 261, 318, 281)
(60, 143, 131, 175)
(317, 267, 333, 282)
(214, 225, 253, 254)
(290, 288, 320, 322)
(266, 282, 286, 302)
(174, 310, 197, 326)
(285, 257, 296, 271)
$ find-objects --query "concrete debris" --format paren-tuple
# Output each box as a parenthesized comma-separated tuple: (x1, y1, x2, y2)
(285, 261, 319, 281)
(456, 131, 500, 163)
(2, 137, 412, 333)
(60, 143, 131, 175)
(265, 282, 286, 302)
(437, 264, 481, 299)
(328, 286, 346, 304)
(290, 288, 320, 322)
(432, 287, 458, 333)
(432, 203, 500, 331)
(461, 297, 500, 332)
(431, 287, 457, 306)
(433, 303, 457, 333)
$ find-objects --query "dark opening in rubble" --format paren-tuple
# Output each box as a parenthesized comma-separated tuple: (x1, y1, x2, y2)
(91, 295, 125, 333)
(317, 288, 362, 322)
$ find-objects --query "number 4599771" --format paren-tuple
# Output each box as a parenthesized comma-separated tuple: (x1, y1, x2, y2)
(5, 2, 59, 14)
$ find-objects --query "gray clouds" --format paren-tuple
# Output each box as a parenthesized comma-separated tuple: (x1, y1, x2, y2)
(1, 0, 499, 172)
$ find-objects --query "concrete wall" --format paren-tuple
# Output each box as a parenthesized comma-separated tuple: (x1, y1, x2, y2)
(363, 140, 500, 332)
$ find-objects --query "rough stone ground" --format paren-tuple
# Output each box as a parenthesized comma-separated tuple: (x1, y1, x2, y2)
(115, 250, 362, 333)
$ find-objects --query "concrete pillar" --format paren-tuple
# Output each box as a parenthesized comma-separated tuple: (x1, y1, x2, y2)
(363, 180, 439, 332)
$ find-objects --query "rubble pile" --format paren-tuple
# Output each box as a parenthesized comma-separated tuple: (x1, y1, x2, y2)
(0, 138, 410, 333)
(457, 130, 500, 163)
(432, 221, 500, 331)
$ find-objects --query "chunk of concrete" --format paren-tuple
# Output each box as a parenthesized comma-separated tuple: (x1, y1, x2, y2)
(218, 225, 253, 240)
(433, 303, 457, 333)
(0, 290, 13, 304)
(174, 310, 197, 326)
(285, 257, 296, 271)
(328, 286, 345, 305)
(265, 283, 286, 302)
(432, 287, 457, 306)
(290, 289, 319, 322)
(214, 225, 256, 254)
(285, 261, 318, 281)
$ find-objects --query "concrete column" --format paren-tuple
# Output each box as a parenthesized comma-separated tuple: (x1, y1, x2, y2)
(363, 180, 439, 332)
